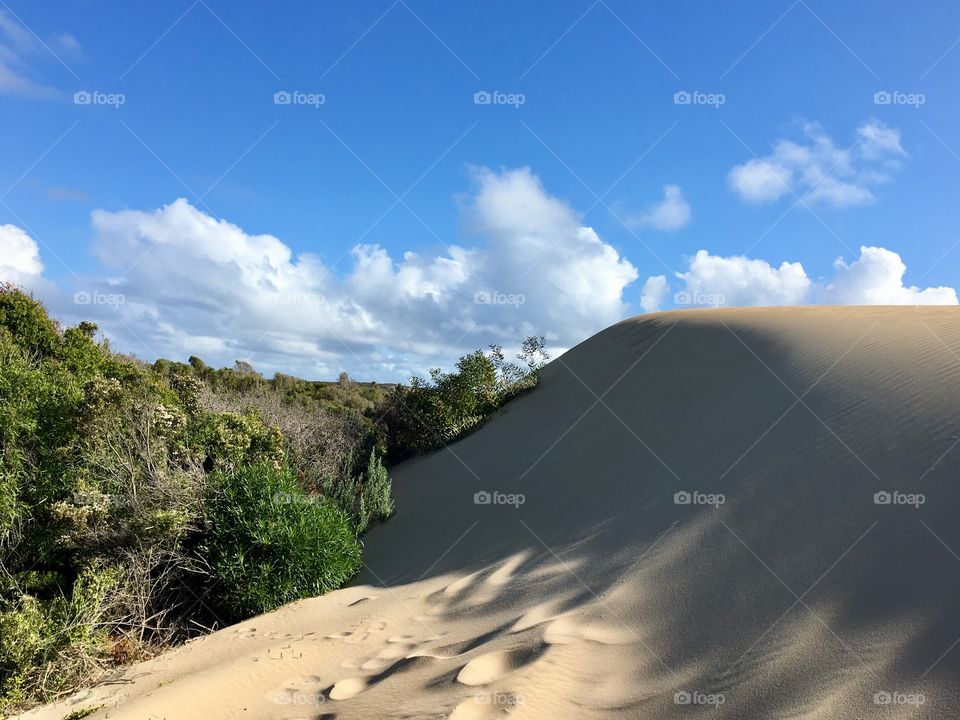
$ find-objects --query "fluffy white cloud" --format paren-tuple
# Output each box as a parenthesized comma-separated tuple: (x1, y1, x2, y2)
(466, 167, 638, 337)
(629, 185, 691, 230)
(728, 121, 905, 207)
(677, 250, 811, 306)
(7, 160, 953, 381)
(0, 224, 43, 283)
(727, 160, 793, 203)
(822, 246, 957, 305)
(39, 167, 638, 380)
(640, 275, 669, 312)
(672, 247, 957, 308)
(857, 122, 905, 160)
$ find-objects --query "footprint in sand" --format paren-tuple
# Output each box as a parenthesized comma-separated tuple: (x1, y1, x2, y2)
(328, 676, 369, 700)
(456, 646, 546, 686)
(341, 631, 442, 669)
(326, 618, 388, 644)
(510, 603, 568, 633)
(267, 674, 329, 710)
(542, 614, 634, 646)
(441, 570, 483, 599)
(359, 642, 416, 671)
(409, 626, 503, 661)
(449, 692, 524, 719)
(431, 552, 533, 615)
(328, 656, 435, 701)
(233, 626, 258, 639)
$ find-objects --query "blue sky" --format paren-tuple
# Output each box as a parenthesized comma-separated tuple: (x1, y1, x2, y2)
(2, 1, 959, 379)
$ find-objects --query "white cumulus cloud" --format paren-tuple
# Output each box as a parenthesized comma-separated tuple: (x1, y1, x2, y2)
(857, 122, 905, 160)
(677, 250, 811, 306)
(821, 246, 957, 305)
(640, 275, 669, 312)
(672, 247, 956, 308)
(0, 224, 44, 284)
(6, 161, 953, 382)
(629, 184, 691, 230)
(728, 160, 793, 203)
(39, 166, 639, 380)
(728, 121, 905, 207)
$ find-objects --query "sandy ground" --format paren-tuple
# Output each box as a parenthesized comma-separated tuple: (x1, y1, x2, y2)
(20, 306, 960, 719)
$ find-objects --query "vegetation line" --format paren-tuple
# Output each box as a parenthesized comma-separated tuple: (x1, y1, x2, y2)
(0, 283, 547, 714)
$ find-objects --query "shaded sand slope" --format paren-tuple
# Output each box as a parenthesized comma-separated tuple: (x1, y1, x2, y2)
(23, 306, 960, 719)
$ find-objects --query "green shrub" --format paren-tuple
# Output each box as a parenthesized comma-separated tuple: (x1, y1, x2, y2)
(200, 463, 362, 622)
(361, 449, 394, 529)
(0, 565, 118, 713)
(320, 449, 394, 532)
(191, 409, 286, 473)
(385, 335, 549, 456)
(0, 282, 61, 359)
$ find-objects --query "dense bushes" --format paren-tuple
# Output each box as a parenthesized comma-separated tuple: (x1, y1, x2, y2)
(191, 378, 393, 533)
(0, 283, 546, 714)
(384, 336, 549, 457)
(200, 463, 362, 622)
(0, 285, 392, 714)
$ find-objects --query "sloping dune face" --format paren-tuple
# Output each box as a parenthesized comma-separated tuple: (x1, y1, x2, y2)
(24, 307, 960, 720)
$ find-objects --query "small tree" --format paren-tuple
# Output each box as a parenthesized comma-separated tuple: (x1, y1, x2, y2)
(362, 450, 394, 529)
(518, 334, 550, 373)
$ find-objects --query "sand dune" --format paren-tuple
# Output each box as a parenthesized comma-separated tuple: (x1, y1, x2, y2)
(22, 306, 960, 719)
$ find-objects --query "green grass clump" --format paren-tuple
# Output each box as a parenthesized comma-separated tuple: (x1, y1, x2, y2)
(62, 705, 105, 720)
